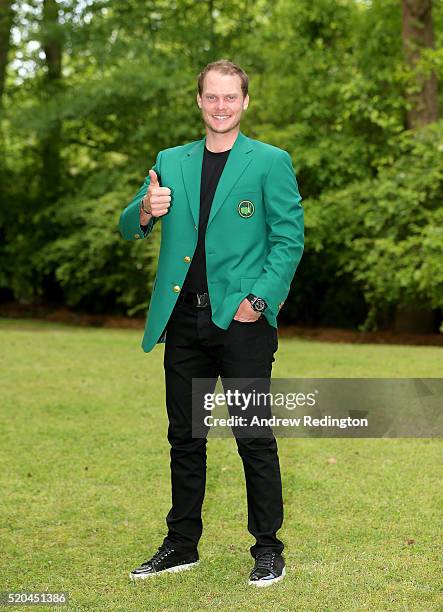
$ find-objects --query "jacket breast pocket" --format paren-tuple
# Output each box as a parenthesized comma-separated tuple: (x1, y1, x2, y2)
(230, 189, 261, 198)
(228, 190, 263, 223)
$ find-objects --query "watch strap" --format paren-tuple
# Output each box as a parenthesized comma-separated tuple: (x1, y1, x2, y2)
(246, 293, 268, 312)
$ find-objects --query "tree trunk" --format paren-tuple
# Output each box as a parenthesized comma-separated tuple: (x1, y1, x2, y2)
(402, 0, 438, 128)
(0, 0, 13, 213)
(40, 0, 63, 203)
(0, 0, 13, 107)
(395, 0, 439, 333)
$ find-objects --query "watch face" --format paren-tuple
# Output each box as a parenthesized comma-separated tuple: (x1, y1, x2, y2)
(254, 298, 266, 312)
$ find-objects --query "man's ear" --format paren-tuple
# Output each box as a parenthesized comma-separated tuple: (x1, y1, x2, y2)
(196, 93, 202, 109)
(243, 94, 250, 111)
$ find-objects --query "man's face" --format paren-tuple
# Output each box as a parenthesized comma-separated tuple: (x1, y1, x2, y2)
(197, 70, 249, 135)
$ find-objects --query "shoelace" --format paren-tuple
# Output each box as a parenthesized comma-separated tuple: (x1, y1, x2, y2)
(254, 551, 276, 570)
(142, 546, 174, 567)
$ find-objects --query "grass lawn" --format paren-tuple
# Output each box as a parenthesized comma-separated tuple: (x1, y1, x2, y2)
(0, 318, 442, 611)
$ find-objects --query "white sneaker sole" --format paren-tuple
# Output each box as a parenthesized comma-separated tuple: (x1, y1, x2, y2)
(129, 560, 199, 581)
(248, 566, 286, 587)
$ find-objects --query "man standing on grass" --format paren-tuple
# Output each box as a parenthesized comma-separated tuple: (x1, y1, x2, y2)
(118, 59, 304, 587)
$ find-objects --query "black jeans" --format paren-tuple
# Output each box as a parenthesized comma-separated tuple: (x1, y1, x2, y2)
(162, 299, 283, 559)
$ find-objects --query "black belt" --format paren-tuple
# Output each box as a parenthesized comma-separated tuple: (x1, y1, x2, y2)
(177, 290, 210, 308)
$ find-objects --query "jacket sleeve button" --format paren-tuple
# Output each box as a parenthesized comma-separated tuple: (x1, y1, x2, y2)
(173, 285, 181, 293)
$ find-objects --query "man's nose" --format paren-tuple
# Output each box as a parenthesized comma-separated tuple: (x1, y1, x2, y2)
(216, 99, 225, 111)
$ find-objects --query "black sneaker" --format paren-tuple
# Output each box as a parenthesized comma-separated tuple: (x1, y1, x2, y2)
(129, 544, 199, 581)
(248, 551, 285, 587)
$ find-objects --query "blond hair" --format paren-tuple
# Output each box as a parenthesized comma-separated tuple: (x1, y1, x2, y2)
(197, 59, 249, 98)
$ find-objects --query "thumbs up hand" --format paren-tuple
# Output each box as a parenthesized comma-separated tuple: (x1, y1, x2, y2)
(141, 169, 172, 218)
(148, 169, 159, 187)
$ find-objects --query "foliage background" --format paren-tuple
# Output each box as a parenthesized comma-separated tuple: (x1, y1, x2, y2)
(1, 0, 442, 329)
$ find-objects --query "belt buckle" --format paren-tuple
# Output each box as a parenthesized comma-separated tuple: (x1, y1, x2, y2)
(195, 292, 209, 308)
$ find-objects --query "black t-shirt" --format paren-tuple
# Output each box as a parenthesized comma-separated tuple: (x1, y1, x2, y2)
(181, 146, 231, 293)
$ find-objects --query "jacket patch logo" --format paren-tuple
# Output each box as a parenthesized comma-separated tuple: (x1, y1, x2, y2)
(237, 200, 255, 218)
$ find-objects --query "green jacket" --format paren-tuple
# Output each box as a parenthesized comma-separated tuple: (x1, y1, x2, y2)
(118, 130, 304, 353)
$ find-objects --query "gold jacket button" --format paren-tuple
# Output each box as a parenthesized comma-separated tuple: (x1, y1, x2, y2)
(134, 233, 140, 239)
(173, 285, 181, 293)
(184, 256, 191, 263)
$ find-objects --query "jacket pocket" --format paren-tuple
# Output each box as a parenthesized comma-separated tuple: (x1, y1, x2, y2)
(240, 277, 258, 292)
(230, 186, 261, 194)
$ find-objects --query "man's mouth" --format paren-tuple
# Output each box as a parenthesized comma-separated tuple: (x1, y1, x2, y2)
(212, 115, 230, 120)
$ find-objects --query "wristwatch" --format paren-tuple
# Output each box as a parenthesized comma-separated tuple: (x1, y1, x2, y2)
(141, 196, 151, 215)
(246, 293, 268, 313)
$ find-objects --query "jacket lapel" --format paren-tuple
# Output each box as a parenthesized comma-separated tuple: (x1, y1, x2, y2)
(181, 137, 205, 228)
(180, 130, 254, 229)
